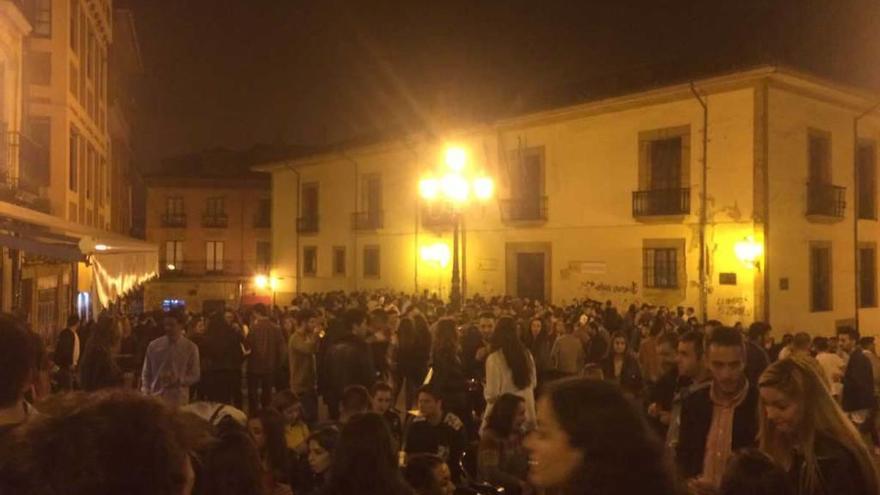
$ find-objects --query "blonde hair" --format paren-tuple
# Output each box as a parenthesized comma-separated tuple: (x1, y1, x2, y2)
(758, 356, 879, 495)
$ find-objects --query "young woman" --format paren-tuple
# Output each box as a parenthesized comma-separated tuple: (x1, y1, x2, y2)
(485, 317, 537, 428)
(247, 408, 294, 494)
(758, 356, 879, 495)
(524, 378, 678, 495)
(527, 318, 555, 387)
(600, 331, 643, 397)
(292, 426, 340, 495)
(431, 318, 469, 429)
(478, 393, 531, 494)
(317, 412, 414, 495)
(78, 316, 124, 391)
(404, 454, 456, 495)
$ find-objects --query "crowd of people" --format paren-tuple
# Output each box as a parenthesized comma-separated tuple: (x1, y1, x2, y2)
(1, 290, 880, 495)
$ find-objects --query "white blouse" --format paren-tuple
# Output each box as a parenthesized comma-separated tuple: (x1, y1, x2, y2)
(483, 350, 537, 427)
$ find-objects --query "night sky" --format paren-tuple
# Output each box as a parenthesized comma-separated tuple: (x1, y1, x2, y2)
(124, 0, 880, 170)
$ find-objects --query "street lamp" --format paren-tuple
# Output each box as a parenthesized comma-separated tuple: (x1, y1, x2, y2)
(254, 274, 281, 308)
(418, 144, 494, 309)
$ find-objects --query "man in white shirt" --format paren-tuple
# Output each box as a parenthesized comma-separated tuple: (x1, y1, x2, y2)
(815, 336, 844, 399)
(141, 311, 200, 408)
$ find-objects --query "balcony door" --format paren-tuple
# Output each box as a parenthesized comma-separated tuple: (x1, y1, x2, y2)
(511, 148, 544, 219)
(649, 137, 682, 191)
(302, 183, 318, 218)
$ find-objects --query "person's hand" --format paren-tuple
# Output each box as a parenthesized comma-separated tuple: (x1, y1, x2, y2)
(647, 402, 659, 417)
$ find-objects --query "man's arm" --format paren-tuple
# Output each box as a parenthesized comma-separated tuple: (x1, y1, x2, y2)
(181, 344, 200, 387)
(140, 347, 153, 394)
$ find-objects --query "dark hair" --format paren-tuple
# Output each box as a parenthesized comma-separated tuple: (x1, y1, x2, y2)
(251, 408, 289, 483)
(252, 303, 268, 317)
(679, 330, 705, 359)
(720, 449, 794, 495)
(340, 385, 371, 415)
(88, 316, 120, 352)
(202, 422, 263, 495)
(0, 314, 32, 407)
(485, 393, 525, 438)
(478, 311, 495, 320)
(271, 389, 300, 411)
(433, 318, 459, 360)
(491, 316, 534, 390)
(403, 453, 446, 494)
(307, 425, 341, 453)
(295, 309, 316, 325)
(747, 322, 771, 341)
(67, 314, 81, 327)
(164, 309, 185, 325)
(322, 413, 412, 495)
(370, 381, 393, 396)
(792, 332, 812, 350)
(0, 390, 211, 495)
(541, 378, 678, 495)
(838, 326, 860, 341)
(416, 383, 442, 402)
(610, 331, 629, 354)
(707, 326, 744, 350)
(813, 336, 829, 352)
(860, 336, 876, 348)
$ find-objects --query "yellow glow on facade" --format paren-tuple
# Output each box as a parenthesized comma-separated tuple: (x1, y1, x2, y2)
(734, 237, 763, 267)
(254, 274, 269, 289)
(420, 243, 451, 268)
(269, 277, 279, 290)
(444, 146, 467, 171)
(473, 176, 494, 200)
(419, 177, 439, 200)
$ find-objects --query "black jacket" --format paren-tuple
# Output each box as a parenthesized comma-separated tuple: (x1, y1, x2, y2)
(204, 324, 245, 372)
(600, 353, 643, 395)
(323, 333, 376, 400)
(675, 382, 759, 479)
(54, 327, 81, 368)
(789, 434, 870, 495)
(431, 348, 468, 412)
(78, 344, 122, 391)
(842, 349, 876, 412)
(745, 340, 770, 386)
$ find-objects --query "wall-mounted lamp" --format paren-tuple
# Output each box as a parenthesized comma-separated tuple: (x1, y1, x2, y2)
(734, 236, 763, 270)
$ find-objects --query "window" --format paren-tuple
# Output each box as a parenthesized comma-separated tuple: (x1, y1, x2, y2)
(810, 243, 832, 312)
(166, 196, 184, 214)
(255, 198, 271, 227)
(37, 286, 57, 338)
(333, 246, 346, 276)
(27, 51, 51, 85)
(860, 244, 877, 308)
(858, 142, 876, 220)
(165, 240, 183, 268)
(28, 117, 50, 186)
(30, 0, 51, 37)
(85, 144, 93, 199)
(363, 245, 380, 278)
(256, 241, 271, 271)
(303, 246, 317, 277)
(644, 248, 678, 289)
(808, 129, 831, 184)
(206, 241, 224, 272)
(362, 174, 382, 214)
(206, 197, 225, 216)
(302, 183, 318, 218)
(649, 138, 682, 190)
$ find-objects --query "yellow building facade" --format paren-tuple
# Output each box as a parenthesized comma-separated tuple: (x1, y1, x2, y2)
(260, 67, 880, 336)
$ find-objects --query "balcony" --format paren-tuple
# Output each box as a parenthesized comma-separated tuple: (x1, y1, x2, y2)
(161, 260, 255, 277)
(202, 213, 228, 228)
(161, 213, 187, 228)
(0, 131, 50, 213)
(500, 196, 548, 223)
(421, 203, 457, 230)
(806, 182, 846, 220)
(297, 215, 319, 234)
(632, 188, 690, 217)
(352, 210, 384, 230)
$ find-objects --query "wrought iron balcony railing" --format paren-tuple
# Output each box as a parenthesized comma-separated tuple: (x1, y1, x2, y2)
(202, 214, 228, 228)
(806, 182, 846, 218)
(161, 213, 187, 228)
(632, 188, 690, 217)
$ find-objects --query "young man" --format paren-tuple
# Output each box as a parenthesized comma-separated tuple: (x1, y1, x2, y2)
(288, 309, 319, 423)
(647, 332, 679, 433)
(549, 319, 585, 377)
(371, 381, 402, 448)
(675, 327, 759, 490)
(403, 384, 467, 483)
(140, 311, 201, 407)
(322, 308, 376, 420)
(245, 303, 286, 412)
(338, 384, 372, 424)
(838, 326, 876, 427)
(54, 314, 82, 391)
(814, 336, 844, 399)
(665, 330, 711, 451)
(744, 322, 771, 386)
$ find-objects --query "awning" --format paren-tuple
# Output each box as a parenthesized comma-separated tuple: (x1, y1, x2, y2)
(0, 201, 159, 307)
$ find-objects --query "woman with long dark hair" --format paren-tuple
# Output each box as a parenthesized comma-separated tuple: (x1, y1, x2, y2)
(478, 393, 531, 494)
(485, 316, 536, 428)
(78, 316, 123, 391)
(317, 412, 414, 495)
(757, 356, 879, 495)
(431, 318, 469, 430)
(398, 315, 431, 409)
(291, 426, 340, 495)
(600, 331, 643, 397)
(203, 314, 245, 406)
(524, 378, 679, 495)
(247, 408, 293, 494)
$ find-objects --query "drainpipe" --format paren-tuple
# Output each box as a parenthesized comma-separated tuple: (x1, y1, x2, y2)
(690, 82, 709, 322)
(340, 151, 359, 291)
(853, 101, 880, 331)
(282, 164, 301, 295)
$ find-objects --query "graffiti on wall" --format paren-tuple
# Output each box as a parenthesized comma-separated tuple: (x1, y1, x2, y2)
(715, 296, 750, 317)
(580, 280, 639, 296)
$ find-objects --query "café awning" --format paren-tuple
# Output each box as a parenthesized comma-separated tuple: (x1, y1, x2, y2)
(0, 201, 159, 307)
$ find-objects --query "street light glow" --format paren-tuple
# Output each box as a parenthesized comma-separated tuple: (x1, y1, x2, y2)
(440, 173, 469, 203)
(95, 244, 109, 251)
(420, 243, 451, 267)
(734, 237, 763, 267)
(444, 146, 467, 171)
(254, 274, 269, 289)
(419, 177, 439, 200)
(473, 176, 494, 200)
